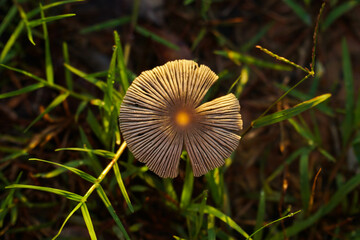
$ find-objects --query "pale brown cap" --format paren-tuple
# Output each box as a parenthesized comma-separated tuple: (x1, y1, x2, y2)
(119, 59, 242, 178)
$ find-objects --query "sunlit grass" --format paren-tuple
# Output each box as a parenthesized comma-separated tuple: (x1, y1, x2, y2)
(1, 1, 360, 239)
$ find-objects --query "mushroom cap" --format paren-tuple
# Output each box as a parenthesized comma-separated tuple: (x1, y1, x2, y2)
(119, 59, 242, 178)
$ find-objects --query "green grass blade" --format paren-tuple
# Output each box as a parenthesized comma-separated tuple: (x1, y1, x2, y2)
(205, 169, 222, 207)
(6, 184, 82, 201)
(283, 0, 311, 25)
(0, 64, 92, 102)
(40, 3, 54, 84)
(322, 1, 360, 30)
(63, 63, 107, 92)
(135, 25, 180, 50)
(215, 50, 292, 71)
(0, 21, 24, 63)
(194, 190, 208, 238)
(28, 14, 76, 27)
(0, 83, 44, 99)
(62, 42, 73, 91)
(104, 41, 117, 114)
(188, 204, 251, 239)
(0, 5, 17, 37)
(207, 214, 216, 240)
(201, 0, 212, 19)
(25, 92, 70, 132)
(33, 160, 86, 178)
(113, 161, 134, 212)
(96, 185, 130, 240)
(52, 202, 83, 240)
(0, 63, 47, 83)
(180, 156, 194, 209)
(269, 173, 360, 239)
(0, 172, 22, 228)
(86, 109, 106, 145)
(41, 0, 85, 11)
(266, 147, 311, 183)
(253, 189, 266, 240)
(81, 204, 97, 240)
(56, 147, 115, 159)
(16, 3, 35, 45)
(276, 83, 334, 116)
(114, 31, 129, 92)
(78, 127, 103, 175)
(252, 93, 331, 128)
(75, 101, 87, 122)
(288, 118, 316, 145)
(163, 178, 178, 208)
(299, 153, 310, 212)
(191, 27, 207, 51)
(249, 210, 301, 240)
(80, 16, 131, 34)
(341, 38, 354, 145)
(241, 22, 273, 52)
(29, 158, 96, 183)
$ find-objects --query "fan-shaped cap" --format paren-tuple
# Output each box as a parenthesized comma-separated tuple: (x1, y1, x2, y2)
(119, 59, 242, 178)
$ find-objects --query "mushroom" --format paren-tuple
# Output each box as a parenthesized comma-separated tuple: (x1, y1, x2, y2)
(119, 59, 242, 178)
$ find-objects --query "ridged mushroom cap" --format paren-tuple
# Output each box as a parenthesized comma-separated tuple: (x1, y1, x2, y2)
(119, 59, 242, 178)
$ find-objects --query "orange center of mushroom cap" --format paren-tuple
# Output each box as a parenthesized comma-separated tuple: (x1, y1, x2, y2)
(175, 111, 191, 127)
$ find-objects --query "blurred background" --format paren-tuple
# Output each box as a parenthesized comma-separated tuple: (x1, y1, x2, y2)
(1, 0, 360, 239)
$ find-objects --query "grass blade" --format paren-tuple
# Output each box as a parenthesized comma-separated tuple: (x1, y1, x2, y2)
(299, 153, 311, 212)
(241, 22, 273, 52)
(25, 92, 70, 132)
(96, 185, 130, 240)
(29, 158, 96, 183)
(16, 3, 35, 45)
(28, 14, 76, 27)
(341, 38, 354, 145)
(322, 1, 360, 30)
(62, 42, 73, 90)
(191, 27, 207, 51)
(205, 169, 222, 207)
(207, 214, 216, 240)
(269, 173, 360, 239)
(188, 204, 251, 239)
(52, 202, 83, 240)
(0, 21, 24, 63)
(40, 3, 54, 84)
(249, 210, 301, 240)
(6, 184, 82, 202)
(114, 31, 129, 92)
(0, 173, 22, 228)
(276, 83, 334, 116)
(0, 5, 17, 37)
(80, 16, 131, 34)
(253, 189, 266, 240)
(252, 93, 331, 128)
(180, 156, 194, 209)
(113, 161, 134, 212)
(283, 0, 311, 25)
(56, 147, 115, 159)
(41, 0, 85, 11)
(135, 25, 180, 50)
(0, 83, 44, 99)
(78, 126, 103, 175)
(81, 204, 97, 240)
(33, 160, 86, 178)
(215, 50, 292, 71)
(86, 109, 106, 145)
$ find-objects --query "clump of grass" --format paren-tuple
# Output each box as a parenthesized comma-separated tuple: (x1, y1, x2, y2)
(1, 1, 360, 239)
